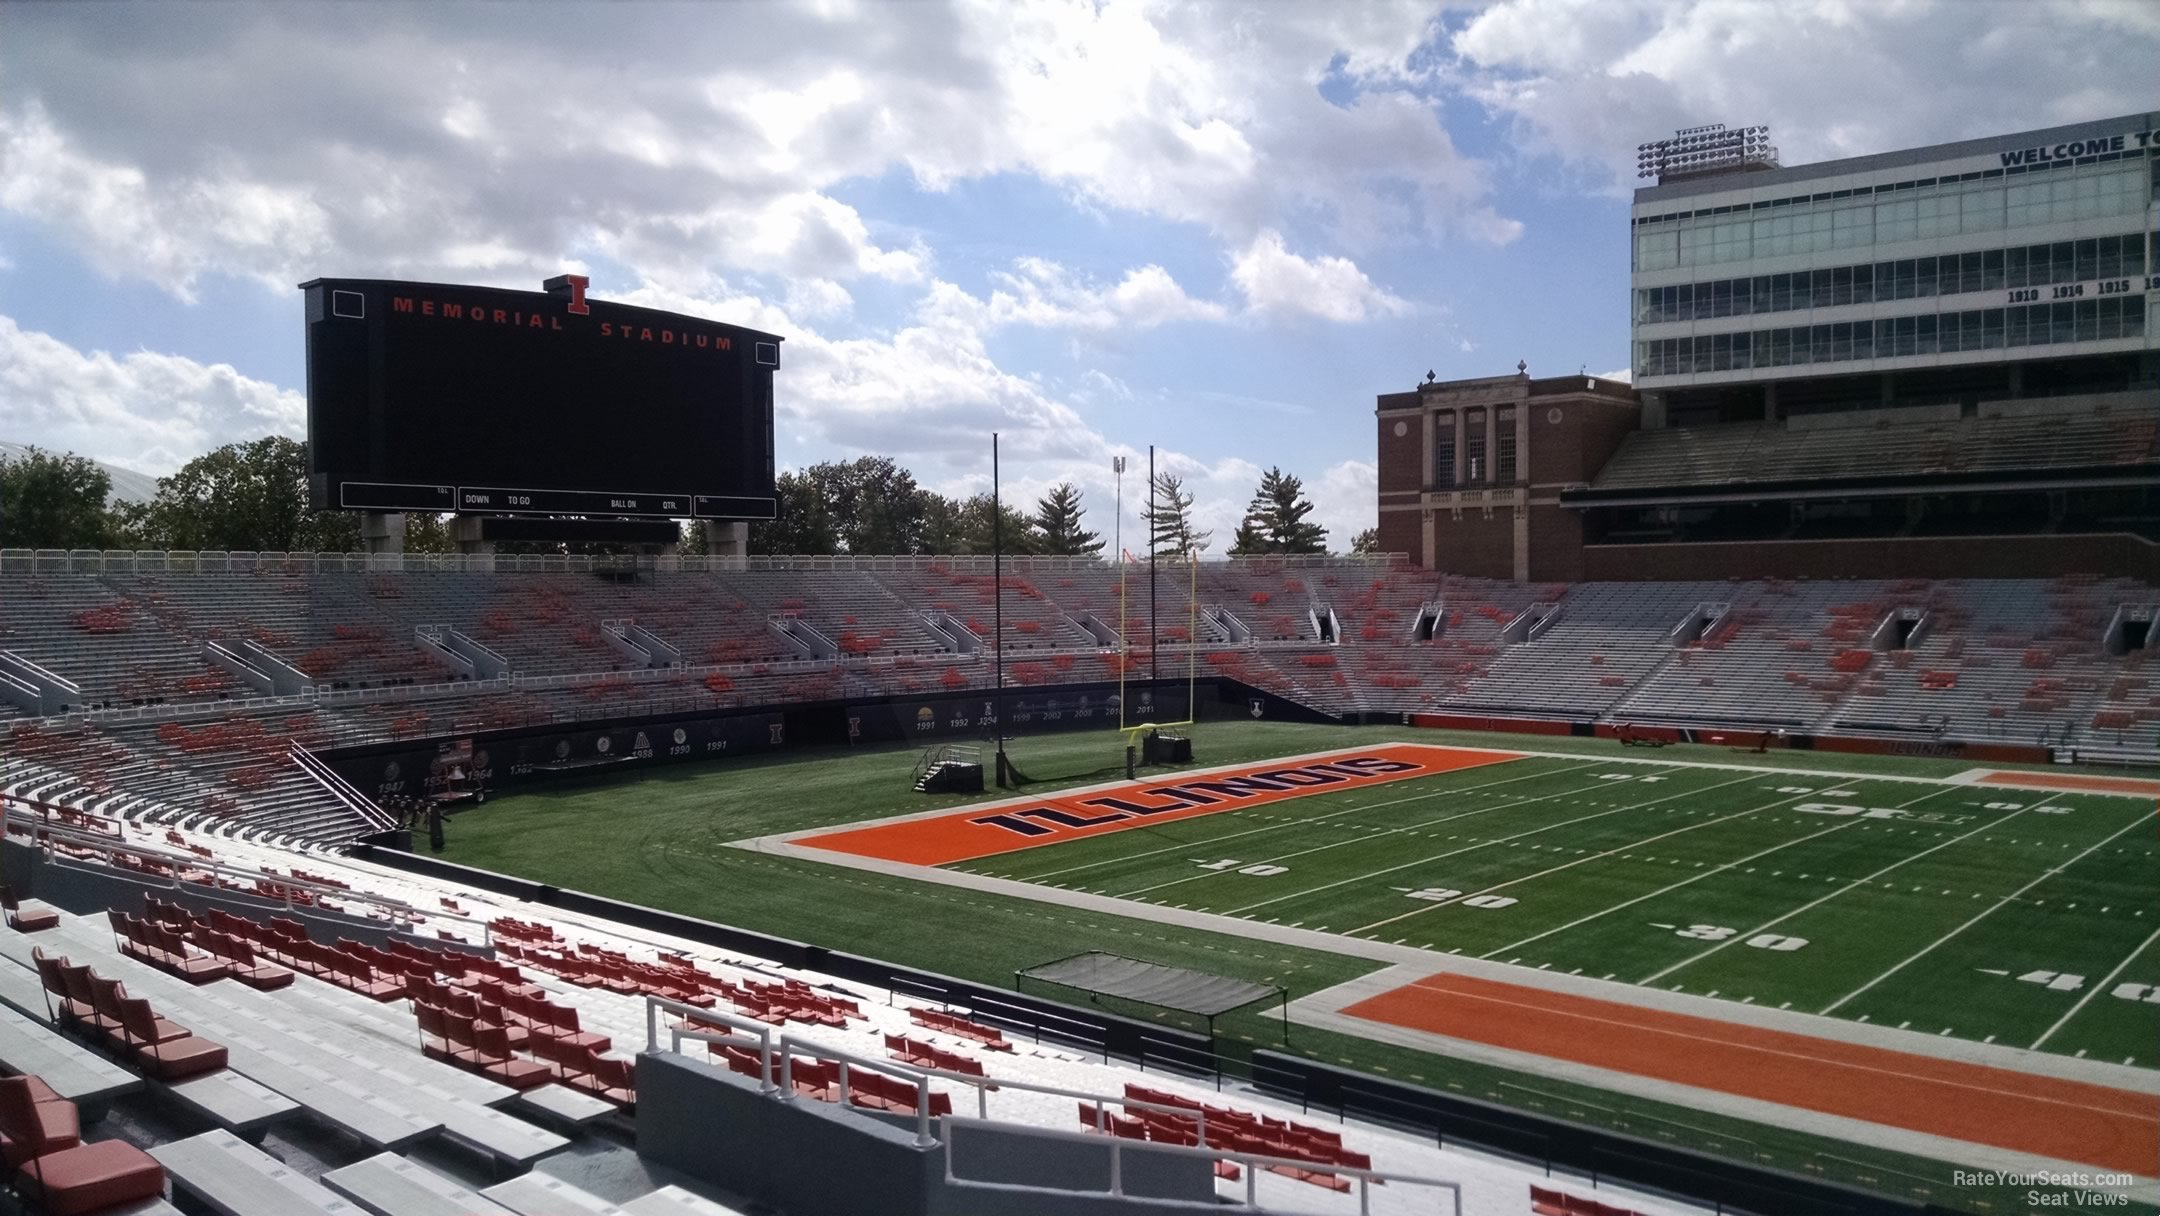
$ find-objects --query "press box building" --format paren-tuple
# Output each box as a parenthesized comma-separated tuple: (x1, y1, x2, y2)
(1378, 114, 2159, 581)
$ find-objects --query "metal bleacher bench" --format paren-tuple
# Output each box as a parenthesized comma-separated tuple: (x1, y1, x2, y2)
(485, 1172, 748, 1216)
(34, 914, 567, 1162)
(150, 1129, 358, 1216)
(325, 1152, 518, 1216)
(22, 918, 436, 1150)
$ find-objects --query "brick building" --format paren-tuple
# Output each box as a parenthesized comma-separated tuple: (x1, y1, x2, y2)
(1375, 370, 1639, 579)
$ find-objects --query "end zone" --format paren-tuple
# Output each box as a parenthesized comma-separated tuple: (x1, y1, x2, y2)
(780, 743, 1523, 866)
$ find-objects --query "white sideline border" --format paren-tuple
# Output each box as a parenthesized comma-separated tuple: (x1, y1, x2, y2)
(1287, 975, 2160, 1204)
(738, 743, 2160, 1079)
(757, 742, 2158, 852)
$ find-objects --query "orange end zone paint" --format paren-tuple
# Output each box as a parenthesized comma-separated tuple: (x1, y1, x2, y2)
(796, 743, 1522, 866)
(1344, 973, 2160, 1176)
(1979, 770, 2160, 797)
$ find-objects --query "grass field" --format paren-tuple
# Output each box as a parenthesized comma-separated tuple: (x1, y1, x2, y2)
(441, 720, 2159, 1214)
(944, 746, 2160, 1066)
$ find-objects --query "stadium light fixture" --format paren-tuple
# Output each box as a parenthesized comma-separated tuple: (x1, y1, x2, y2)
(1637, 123, 1778, 183)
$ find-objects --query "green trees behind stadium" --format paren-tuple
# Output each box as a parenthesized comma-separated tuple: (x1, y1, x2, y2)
(5, 439, 1363, 558)
(0, 447, 125, 551)
(751, 458, 1112, 557)
(1, 437, 368, 553)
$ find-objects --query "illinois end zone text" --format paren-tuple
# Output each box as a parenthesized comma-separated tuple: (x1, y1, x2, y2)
(796, 744, 1520, 866)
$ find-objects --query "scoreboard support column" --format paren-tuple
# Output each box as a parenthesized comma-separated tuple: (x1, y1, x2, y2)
(700, 520, 748, 564)
(452, 516, 495, 559)
(360, 512, 405, 559)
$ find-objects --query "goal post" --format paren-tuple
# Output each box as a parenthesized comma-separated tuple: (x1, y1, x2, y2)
(1117, 545, 1200, 744)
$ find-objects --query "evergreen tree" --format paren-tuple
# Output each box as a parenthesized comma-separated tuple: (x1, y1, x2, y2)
(1348, 526, 1381, 555)
(1033, 482, 1102, 556)
(1228, 515, 1268, 556)
(1238, 467, 1327, 554)
(1141, 471, 1211, 557)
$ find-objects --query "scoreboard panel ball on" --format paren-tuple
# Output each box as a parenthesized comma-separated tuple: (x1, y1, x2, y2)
(301, 276, 780, 519)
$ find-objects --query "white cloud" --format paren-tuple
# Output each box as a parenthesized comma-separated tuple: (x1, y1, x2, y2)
(0, 315, 304, 474)
(1451, 0, 2160, 190)
(1075, 369, 1134, 403)
(921, 259, 1228, 333)
(1314, 460, 1377, 551)
(784, 277, 855, 323)
(0, 2, 1510, 303)
(1596, 366, 1633, 384)
(0, 104, 334, 301)
(1230, 231, 1409, 322)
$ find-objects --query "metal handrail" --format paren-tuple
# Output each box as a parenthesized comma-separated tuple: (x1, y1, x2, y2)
(642, 995, 1390, 1164)
(0, 549, 1402, 576)
(938, 1115, 1464, 1215)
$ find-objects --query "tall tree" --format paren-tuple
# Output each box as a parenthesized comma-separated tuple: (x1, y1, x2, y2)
(1237, 467, 1327, 555)
(751, 470, 838, 555)
(1141, 471, 1211, 557)
(914, 492, 1038, 555)
(675, 518, 708, 557)
(1033, 483, 1102, 556)
(0, 447, 122, 550)
(1348, 526, 1381, 555)
(805, 457, 929, 553)
(1228, 515, 1269, 556)
(121, 436, 358, 553)
(402, 513, 453, 555)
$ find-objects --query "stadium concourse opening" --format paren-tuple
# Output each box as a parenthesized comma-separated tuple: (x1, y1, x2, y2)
(1017, 950, 1290, 1048)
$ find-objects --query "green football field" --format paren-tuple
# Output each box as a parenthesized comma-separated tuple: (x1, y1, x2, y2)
(948, 747, 2160, 1067)
(440, 720, 2159, 1213)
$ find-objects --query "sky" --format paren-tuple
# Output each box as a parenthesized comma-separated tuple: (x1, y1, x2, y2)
(1, 0, 2156, 551)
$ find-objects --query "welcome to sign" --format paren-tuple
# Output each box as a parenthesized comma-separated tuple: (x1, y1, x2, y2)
(1998, 128, 2159, 167)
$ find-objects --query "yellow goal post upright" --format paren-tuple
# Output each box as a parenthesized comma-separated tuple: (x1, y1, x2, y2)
(1116, 543, 1200, 752)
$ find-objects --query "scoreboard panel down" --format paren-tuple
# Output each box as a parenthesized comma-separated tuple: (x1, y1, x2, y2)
(301, 276, 780, 519)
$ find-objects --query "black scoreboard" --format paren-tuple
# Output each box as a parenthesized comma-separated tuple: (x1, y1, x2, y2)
(301, 276, 780, 519)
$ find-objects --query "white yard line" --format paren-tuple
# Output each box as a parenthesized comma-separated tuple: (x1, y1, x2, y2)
(1112, 765, 1624, 899)
(1024, 758, 1600, 883)
(1816, 806, 2158, 1015)
(2030, 922, 2160, 1051)
(1218, 777, 1771, 920)
(1482, 782, 1963, 960)
(1347, 775, 1879, 937)
(1643, 790, 2025, 987)
(1219, 770, 1767, 918)
(1476, 822, 1859, 960)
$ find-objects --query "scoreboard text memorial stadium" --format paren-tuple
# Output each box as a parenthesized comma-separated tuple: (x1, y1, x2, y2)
(300, 274, 782, 521)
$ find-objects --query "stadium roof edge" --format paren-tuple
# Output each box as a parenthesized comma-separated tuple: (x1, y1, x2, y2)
(1632, 110, 2160, 204)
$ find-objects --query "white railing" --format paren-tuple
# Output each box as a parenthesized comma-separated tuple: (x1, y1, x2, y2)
(0, 549, 1405, 577)
(940, 1116, 1463, 1215)
(286, 742, 398, 834)
(641, 995, 1466, 1209)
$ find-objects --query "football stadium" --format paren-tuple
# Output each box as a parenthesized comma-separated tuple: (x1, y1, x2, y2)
(0, 109, 2155, 1216)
